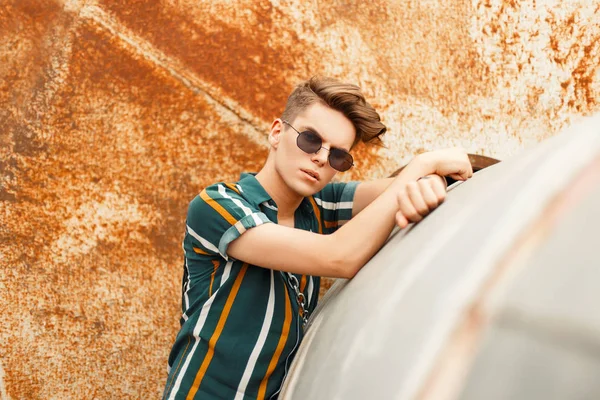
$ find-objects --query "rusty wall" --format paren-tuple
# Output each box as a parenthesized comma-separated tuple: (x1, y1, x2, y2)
(1, 0, 599, 398)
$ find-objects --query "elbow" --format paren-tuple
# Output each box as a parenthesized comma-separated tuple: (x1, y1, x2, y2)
(341, 266, 359, 279)
(321, 234, 364, 279)
(325, 246, 361, 279)
(331, 260, 354, 279)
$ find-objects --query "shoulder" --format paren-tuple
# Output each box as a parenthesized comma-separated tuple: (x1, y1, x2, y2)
(188, 181, 251, 220)
(314, 181, 360, 204)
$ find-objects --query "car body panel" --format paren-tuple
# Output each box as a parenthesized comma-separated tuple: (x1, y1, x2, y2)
(281, 114, 600, 400)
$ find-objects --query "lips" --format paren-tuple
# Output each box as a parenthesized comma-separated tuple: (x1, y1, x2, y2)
(301, 169, 320, 181)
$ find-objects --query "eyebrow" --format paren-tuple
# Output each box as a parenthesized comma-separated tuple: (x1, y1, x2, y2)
(301, 125, 351, 152)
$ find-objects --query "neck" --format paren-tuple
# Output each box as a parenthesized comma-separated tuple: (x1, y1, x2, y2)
(255, 160, 303, 221)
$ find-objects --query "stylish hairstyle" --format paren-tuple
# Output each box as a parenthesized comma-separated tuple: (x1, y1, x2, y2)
(281, 76, 387, 147)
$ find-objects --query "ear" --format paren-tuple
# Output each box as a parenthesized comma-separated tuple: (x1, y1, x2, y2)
(268, 119, 284, 149)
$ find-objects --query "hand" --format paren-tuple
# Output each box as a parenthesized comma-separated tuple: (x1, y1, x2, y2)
(395, 174, 447, 228)
(415, 148, 473, 181)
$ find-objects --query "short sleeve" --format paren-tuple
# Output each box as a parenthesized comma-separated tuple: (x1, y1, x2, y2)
(314, 181, 359, 232)
(185, 183, 272, 260)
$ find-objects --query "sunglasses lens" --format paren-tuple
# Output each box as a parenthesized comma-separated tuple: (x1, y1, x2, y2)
(329, 149, 353, 172)
(296, 129, 353, 172)
(297, 131, 322, 153)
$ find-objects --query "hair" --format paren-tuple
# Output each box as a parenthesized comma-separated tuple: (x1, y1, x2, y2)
(280, 76, 387, 147)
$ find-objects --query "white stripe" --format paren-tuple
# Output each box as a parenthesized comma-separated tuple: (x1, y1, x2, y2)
(219, 184, 253, 216)
(314, 197, 352, 210)
(167, 261, 233, 400)
(234, 219, 247, 235)
(251, 213, 263, 226)
(270, 315, 301, 399)
(262, 201, 278, 211)
(220, 260, 233, 285)
(220, 184, 267, 232)
(307, 276, 314, 306)
(181, 239, 191, 321)
(219, 184, 267, 231)
(186, 224, 219, 254)
(234, 270, 276, 399)
(182, 257, 191, 321)
(236, 184, 244, 193)
(183, 258, 190, 309)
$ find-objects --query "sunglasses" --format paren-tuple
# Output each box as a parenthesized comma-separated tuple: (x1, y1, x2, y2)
(282, 120, 354, 172)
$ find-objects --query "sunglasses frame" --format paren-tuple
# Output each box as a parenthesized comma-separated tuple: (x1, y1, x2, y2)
(281, 120, 354, 172)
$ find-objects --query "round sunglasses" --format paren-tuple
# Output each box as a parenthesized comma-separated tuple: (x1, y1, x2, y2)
(282, 120, 354, 172)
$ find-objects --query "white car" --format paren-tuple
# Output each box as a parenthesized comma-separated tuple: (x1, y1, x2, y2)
(281, 114, 600, 400)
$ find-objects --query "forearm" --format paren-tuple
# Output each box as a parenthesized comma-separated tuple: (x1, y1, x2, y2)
(352, 154, 435, 217)
(329, 159, 432, 278)
(227, 149, 468, 278)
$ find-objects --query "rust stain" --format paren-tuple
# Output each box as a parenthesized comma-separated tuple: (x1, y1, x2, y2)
(1, 4, 267, 398)
(97, 0, 305, 123)
(571, 42, 599, 112)
(2, 0, 600, 397)
(473, 0, 600, 137)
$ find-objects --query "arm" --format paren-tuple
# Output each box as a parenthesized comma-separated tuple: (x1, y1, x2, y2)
(228, 162, 420, 278)
(352, 174, 447, 218)
(352, 149, 471, 217)
(228, 160, 426, 279)
(351, 177, 395, 218)
(228, 149, 468, 278)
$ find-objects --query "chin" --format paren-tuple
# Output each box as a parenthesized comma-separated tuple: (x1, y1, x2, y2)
(285, 177, 320, 197)
(297, 180, 327, 197)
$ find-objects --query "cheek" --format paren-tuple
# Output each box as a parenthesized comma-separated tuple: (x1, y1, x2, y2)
(321, 169, 338, 184)
(280, 139, 306, 165)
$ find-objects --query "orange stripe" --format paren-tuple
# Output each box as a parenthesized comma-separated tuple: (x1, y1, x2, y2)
(193, 247, 209, 255)
(300, 275, 307, 293)
(224, 183, 241, 194)
(324, 220, 338, 229)
(200, 189, 237, 225)
(165, 335, 191, 397)
(258, 284, 292, 399)
(186, 264, 249, 400)
(209, 260, 219, 296)
(308, 197, 323, 234)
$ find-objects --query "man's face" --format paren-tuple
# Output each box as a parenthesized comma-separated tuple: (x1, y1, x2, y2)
(272, 102, 356, 197)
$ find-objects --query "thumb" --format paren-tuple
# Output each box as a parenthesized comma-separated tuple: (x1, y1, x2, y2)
(448, 171, 468, 181)
(396, 211, 409, 228)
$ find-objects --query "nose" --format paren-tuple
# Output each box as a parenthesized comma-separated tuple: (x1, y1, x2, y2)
(311, 147, 329, 167)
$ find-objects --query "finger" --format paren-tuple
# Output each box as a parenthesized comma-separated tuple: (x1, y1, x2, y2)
(398, 185, 423, 222)
(398, 188, 422, 223)
(424, 174, 447, 190)
(396, 211, 409, 228)
(466, 160, 474, 178)
(439, 175, 448, 190)
(407, 181, 429, 217)
(419, 179, 440, 209)
(431, 177, 447, 201)
(449, 170, 469, 181)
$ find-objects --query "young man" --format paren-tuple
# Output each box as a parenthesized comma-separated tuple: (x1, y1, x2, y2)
(163, 77, 473, 400)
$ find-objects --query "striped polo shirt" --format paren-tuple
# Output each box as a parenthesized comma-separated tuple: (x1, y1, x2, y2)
(163, 173, 358, 400)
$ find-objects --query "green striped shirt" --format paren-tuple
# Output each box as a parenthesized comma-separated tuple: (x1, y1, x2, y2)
(163, 173, 358, 400)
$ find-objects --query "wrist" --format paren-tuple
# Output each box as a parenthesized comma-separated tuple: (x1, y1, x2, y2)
(420, 173, 448, 189)
(413, 153, 437, 175)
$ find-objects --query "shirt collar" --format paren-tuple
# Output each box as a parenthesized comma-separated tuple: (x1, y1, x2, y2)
(237, 172, 314, 214)
(238, 172, 273, 206)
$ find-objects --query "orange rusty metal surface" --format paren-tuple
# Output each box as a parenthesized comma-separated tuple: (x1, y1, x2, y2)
(1, 0, 599, 398)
